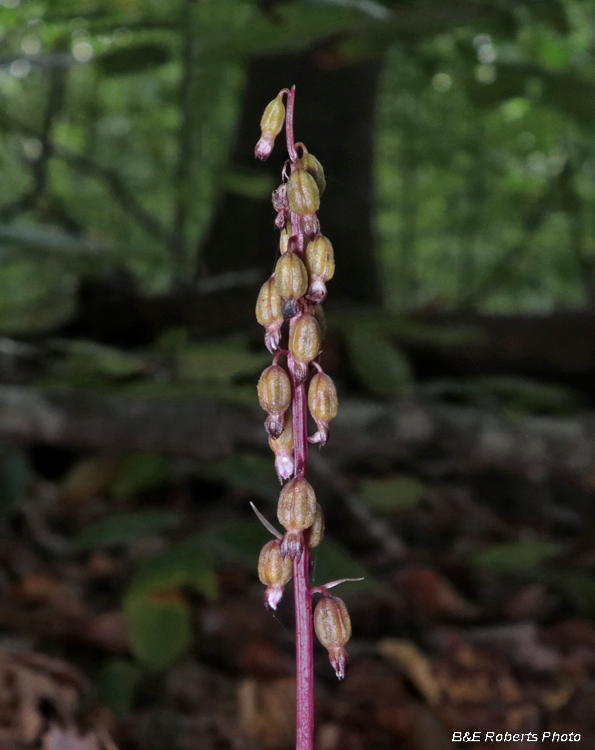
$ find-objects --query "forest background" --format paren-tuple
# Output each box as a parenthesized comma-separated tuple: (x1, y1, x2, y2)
(1, 1, 595, 749)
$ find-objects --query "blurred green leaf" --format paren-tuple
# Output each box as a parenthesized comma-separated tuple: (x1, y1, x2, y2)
(98, 659, 141, 718)
(124, 536, 217, 668)
(201, 452, 280, 501)
(472, 539, 565, 574)
(347, 324, 413, 395)
(128, 537, 218, 601)
(0, 225, 127, 256)
(0, 446, 32, 515)
(96, 44, 171, 76)
(110, 454, 171, 500)
(555, 573, 595, 618)
(360, 476, 425, 513)
(177, 342, 268, 386)
(73, 509, 181, 551)
(62, 340, 147, 382)
(204, 520, 277, 563)
(125, 590, 191, 671)
(311, 537, 377, 594)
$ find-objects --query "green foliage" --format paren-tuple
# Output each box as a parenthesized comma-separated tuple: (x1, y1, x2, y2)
(0, 446, 32, 516)
(310, 537, 376, 595)
(98, 659, 141, 718)
(472, 539, 565, 574)
(360, 476, 425, 513)
(110, 454, 172, 499)
(0, 0, 591, 323)
(73, 508, 180, 550)
(125, 589, 192, 671)
(347, 324, 413, 395)
(422, 376, 583, 415)
(124, 536, 217, 669)
(200, 452, 281, 502)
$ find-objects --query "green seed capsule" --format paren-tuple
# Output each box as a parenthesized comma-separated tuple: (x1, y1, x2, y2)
(258, 538, 293, 610)
(310, 304, 327, 338)
(274, 252, 308, 301)
(258, 539, 293, 587)
(255, 95, 286, 161)
(287, 168, 320, 216)
(308, 504, 325, 549)
(260, 95, 286, 137)
(314, 596, 351, 650)
(301, 153, 326, 195)
(314, 595, 351, 679)
(256, 278, 283, 329)
(289, 314, 321, 365)
(308, 372, 338, 425)
(257, 364, 291, 415)
(277, 477, 317, 533)
(305, 235, 335, 282)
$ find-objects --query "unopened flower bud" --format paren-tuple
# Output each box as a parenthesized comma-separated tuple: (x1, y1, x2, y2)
(258, 539, 293, 609)
(269, 410, 294, 483)
(274, 252, 308, 301)
(314, 595, 351, 679)
(257, 364, 292, 439)
(289, 314, 321, 383)
(256, 278, 284, 353)
(287, 167, 320, 216)
(308, 371, 338, 446)
(308, 503, 325, 549)
(278, 477, 317, 559)
(255, 95, 285, 161)
(301, 153, 326, 195)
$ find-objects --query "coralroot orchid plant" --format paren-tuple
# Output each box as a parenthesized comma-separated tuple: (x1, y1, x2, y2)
(253, 86, 360, 750)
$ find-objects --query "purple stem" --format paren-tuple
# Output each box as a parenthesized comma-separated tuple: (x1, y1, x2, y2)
(286, 85, 315, 750)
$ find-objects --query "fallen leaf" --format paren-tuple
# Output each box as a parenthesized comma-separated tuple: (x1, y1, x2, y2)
(237, 677, 296, 749)
(399, 567, 478, 621)
(379, 638, 441, 706)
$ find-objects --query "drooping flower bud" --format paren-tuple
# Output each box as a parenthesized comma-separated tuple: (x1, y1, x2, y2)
(287, 167, 320, 216)
(308, 371, 338, 446)
(268, 410, 294, 483)
(256, 278, 284, 353)
(301, 153, 326, 195)
(274, 252, 308, 301)
(277, 477, 317, 559)
(313, 595, 351, 679)
(258, 539, 293, 610)
(288, 314, 321, 384)
(257, 364, 292, 439)
(255, 95, 286, 161)
(308, 503, 325, 549)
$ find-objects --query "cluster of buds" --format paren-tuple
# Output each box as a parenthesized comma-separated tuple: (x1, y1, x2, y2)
(254, 87, 355, 682)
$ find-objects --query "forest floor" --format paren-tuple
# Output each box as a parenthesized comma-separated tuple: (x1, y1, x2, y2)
(0, 393, 594, 750)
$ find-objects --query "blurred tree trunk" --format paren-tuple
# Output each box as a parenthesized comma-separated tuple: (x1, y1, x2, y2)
(194, 50, 384, 334)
